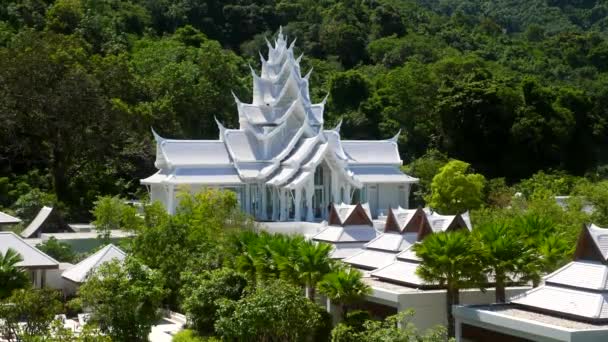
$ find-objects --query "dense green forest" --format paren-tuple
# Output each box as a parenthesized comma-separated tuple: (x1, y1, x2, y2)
(1, 0, 608, 220)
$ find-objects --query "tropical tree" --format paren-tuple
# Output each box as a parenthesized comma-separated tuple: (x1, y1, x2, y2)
(318, 266, 371, 320)
(0, 248, 30, 299)
(473, 222, 534, 302)
(36, 237, 78, 263)
(427, 160, 486, 214)
(0, 288, 62, 340)
(215, 280, 323, 341)
(292, 241, 333, 301)
(180, 268, 248, 334)
(79, 258, 166, 342)
(413, 231, 484, 337)
(512, 214, 572, 284)
(330, 309, 450, 342)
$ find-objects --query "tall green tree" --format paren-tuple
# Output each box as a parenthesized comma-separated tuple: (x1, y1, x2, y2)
(318, 266, 371, 320)
(414, 231, 484, 337)
(0, 288, 62, 340)
(293, 241, 333, 302)
(473, 222, 534, 302)
(180, 268, 248, 335)
(427, 160, 486, 214)
(215, 280, 322, 341)
(79, 258, 166, 342)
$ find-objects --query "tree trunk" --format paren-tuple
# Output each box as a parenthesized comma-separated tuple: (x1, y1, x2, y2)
(309, 286, 316, 303)
(446, 286, 459, 338)
(342, 304, 348, 320)
(495, 274, 506, 303)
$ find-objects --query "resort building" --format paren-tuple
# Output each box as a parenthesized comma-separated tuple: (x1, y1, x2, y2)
(343, 207, 470, 270)
(62, 244, 126, 286)
(0, 231, 59, 288)
(0, 210, 21, 228)
(454, 224, 608, 342)
(311, 202, 379, 259)
(141, 28, 417, 221)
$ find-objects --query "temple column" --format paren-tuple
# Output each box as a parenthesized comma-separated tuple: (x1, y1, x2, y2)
(271, 187, 279, 221)
(166, 185, 175, 215)
(345, 184, 352, 204)
(261, 184, 268, 220)
(294, 189, 302, 222)
(279, 188, 287, 221)
(306, 179, 314, 222)
(331, 172, 339, 203)
(245, 184, 251, 215)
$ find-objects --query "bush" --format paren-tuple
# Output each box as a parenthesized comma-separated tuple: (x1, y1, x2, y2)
(172, 329, 213, 342)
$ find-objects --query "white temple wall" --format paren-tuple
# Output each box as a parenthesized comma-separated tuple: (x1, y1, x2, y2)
(150, 184, 169, 211)
(365, 183, 411, 218)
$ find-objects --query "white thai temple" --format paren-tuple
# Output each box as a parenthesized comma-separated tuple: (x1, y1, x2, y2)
(141, 28, 418, 221)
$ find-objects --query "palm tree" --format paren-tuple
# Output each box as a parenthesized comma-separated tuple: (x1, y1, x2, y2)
(513, 214, 572, 286)
(413, 231, 484, 338)
(474, 222, 534, 302)
(318, 266, 371, 320)
(292, 241, 333, 301)
(0, 248, 30, 298)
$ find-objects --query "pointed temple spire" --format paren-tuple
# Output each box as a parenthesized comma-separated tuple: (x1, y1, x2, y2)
(142, 25, 418, 222)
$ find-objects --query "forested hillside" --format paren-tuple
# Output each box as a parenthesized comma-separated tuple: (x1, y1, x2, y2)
(1, 0, 608, 219)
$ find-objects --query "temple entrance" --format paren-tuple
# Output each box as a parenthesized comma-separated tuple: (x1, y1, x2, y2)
(313, 164, 330, 220)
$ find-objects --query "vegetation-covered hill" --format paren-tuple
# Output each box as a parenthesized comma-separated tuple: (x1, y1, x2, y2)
(1, 0, 608, 219)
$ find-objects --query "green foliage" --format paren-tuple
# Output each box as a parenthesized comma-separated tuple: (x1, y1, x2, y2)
(427, 160, 486, 214)
(516, 170, 585, 198)
(180, 268, 248, 335)
(12, 188, 57, 223)
(0, 288, 62, 340)
(331, 310, 451, 342)
(318, 266, 371, 319)
(1, 0, 608, 219)
(172, 329, 210, 342)
(131, 190, 253, 308)
(36, 237, 78, 263)
(473, 222, 535, 302)
(79, 257, 166, 342)
(402, 149, 449, 205)
(0, 248, 30, 299)
(92, 196, 141, 242)
(414, 231, 484, 337)
(215, 280, 322, 342)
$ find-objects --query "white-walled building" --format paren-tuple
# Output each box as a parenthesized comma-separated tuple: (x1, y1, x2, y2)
(141, 28, 417, 221)
(454, 224, 608, 341)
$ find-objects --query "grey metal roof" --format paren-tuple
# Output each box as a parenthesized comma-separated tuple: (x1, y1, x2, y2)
(371, 260, 430, 287)
(0, 211, 21, 225)
(364, 232, 418, 252)
(0, 232, 58, 268)
(512, 285, 608, 320)
(312, 225, 377, 243)
(343, 249, 397, 270)
(62, 244, 126, 283)
(544, 261, 608, 291)
(20, 206, 53, 238)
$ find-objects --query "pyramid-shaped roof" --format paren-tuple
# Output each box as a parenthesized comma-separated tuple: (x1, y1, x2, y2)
(574, 223, 608, 263)
(0, 232, 58, 269)
(62, 244, 126, 284)
(511, 224, 608, 322)
(327, 202, 373, 226)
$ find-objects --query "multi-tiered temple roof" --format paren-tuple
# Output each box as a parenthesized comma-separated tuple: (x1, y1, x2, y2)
(142, 28, 417, 221)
